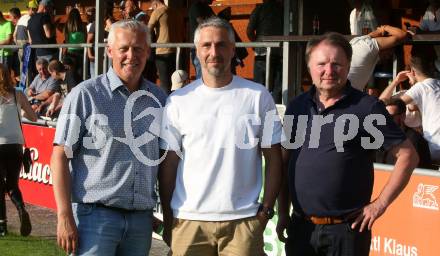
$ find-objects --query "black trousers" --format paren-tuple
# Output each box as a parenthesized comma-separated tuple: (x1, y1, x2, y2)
(155, 53, 176, 95)
(0, 144, 25, 220)
(286, 215, 371, 256)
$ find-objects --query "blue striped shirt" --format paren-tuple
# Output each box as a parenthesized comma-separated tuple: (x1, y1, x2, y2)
(54, 68, 167, 210)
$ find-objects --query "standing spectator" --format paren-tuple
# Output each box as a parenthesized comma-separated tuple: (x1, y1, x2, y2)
(349, 25, 407, 91)
(188, 0, 214, 79)
(277, 32, 418, 255)
(63, 8, 86, 80)
(419, 0, 440, 72)
(124, 0, 148, 24)
(159, 17, 283, 255)
(27, 0, 57, 62)
(148, 0, 181, 94)
(376, 98, 433, 169)
(247, 0, 283, 103)
(51, 20, 167, 255)
(85, 7, 96, 78)
(8, 8, 21, 80)
(0, 63, 37, 237)
(13, 1, 38, 83)
(26, 58, 60, 112)
(380, 51, 440, 165)
(0, 11, 14, 71)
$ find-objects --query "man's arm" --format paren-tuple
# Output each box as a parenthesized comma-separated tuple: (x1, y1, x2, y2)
(158, 150, 179, 247)
(379, 70, 412, 103)
(33, 89, 55, 101)
(51, 145, 77, 255)
(351, 139, 418, 232)
(259, 144, 282, 226)
(43, 23, 53, 39)
(276, 147, 291, 242)
(369, 25, 407, 50)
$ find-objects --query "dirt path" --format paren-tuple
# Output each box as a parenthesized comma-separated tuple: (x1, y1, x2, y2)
(5, 199, 169, 255)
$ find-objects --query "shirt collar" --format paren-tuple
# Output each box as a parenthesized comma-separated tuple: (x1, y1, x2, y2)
(306, 81, 355, 104)
(106, 67, 149, 92)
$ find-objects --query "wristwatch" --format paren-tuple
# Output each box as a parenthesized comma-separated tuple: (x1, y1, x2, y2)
(258, 204, 275, 219)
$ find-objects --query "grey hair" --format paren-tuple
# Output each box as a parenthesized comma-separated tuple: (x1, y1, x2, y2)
(108, 20, 150, 46)
(36, 58, 49, 67)
(194, 16, 235, 45)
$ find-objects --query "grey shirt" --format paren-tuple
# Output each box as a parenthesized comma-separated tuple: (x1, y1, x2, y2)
(29, 75, 60, 94)
(53, 68, 167, 210)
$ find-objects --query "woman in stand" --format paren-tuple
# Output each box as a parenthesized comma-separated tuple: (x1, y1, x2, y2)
(63, 8, 86, 80)
(0, 63, 37, 236)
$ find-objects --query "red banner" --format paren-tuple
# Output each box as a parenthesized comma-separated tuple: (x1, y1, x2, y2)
(19, 124, 56, 211)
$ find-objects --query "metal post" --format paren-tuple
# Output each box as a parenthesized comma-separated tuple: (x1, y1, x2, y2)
(58, 48, 63, 61)
(265, 47, 271, 90)
(83, 46, 88, 80)
(95, 0, 105, 76)
(176, 47, 181, 70)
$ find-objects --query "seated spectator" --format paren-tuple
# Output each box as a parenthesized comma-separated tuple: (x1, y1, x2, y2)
(349, 25, 407, 91)
(26, 58, 60, 112)
(171, 70, 189, 92)
(37, 60, 77, 118)
(380, 49, 440, 165)
(376, 98, 433, 169)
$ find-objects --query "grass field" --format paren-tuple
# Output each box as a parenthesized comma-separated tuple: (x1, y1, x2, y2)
(0, 233, 65, 256)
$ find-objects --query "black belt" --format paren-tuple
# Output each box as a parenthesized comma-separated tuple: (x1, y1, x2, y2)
(85, 203, 140, 213)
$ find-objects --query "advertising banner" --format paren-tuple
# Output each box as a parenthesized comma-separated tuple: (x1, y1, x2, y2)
(18, 125, 440, 255)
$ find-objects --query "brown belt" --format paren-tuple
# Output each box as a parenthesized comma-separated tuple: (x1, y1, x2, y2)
(307, 216, 345, 225)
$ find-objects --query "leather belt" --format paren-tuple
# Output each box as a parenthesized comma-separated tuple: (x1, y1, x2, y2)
(307, 216, 345, 225)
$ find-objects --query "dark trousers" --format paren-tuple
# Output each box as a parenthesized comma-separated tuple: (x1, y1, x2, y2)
(0, 144, 25, 221)
(286, 215, 371, 256)
(155, 52, 176, 95)
(253, 55, 282, 103)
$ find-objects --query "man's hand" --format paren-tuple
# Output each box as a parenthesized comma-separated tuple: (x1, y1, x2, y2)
(350, 199, 387, 232)
(394, 70, 411, 84)
(57, 213, 78, 255)
(256, 211, 269, 230)
(276, 213, 290, 243)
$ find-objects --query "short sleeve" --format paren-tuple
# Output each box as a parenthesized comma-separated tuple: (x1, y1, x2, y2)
(259, 89, 284, 147)
(46, 78, 61, 92)
(404, 83, 424, 109)
(247, 6, 260, 32)
(160, 98, 182, 152)
(368, 100, 406, 150)
(148, 10, 159, 27)
(53, 88, 87, 156)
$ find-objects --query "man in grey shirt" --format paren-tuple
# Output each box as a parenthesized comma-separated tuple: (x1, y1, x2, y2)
(51, 20, 167, 256)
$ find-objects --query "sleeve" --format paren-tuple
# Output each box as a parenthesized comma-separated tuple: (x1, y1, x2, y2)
(160, 98, 182, 152)
(404, 83, 424, 109)
(148, 10, 159, 27)
(46, 78, 61, 92)
(42, 14, 51, 26)
(53, 88, 88, 157)
(6, 22, 13, 36)
(419, 11, 430, 31)
(88, 22, 95, 34)
(29, 76, 37, 90)
(367, 100, 406, 150)
(260, 89, 284, 147)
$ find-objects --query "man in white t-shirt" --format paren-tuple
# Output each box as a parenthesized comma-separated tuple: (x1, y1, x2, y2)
(349, 25, 406, 91)
(159, 16, 283, 255)
(380, 53, 440, 164)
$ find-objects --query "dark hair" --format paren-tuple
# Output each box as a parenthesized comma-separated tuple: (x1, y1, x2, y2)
(385, 98, 406, 115)
(64, 8, 85, 35)
(48, 60, 66, 73)
(305, 32, 352, 65)
(9, 7, 21, 18)
(409, 46, 436, 77)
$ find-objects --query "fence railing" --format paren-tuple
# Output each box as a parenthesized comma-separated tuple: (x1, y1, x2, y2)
(0, 42, 281, 90)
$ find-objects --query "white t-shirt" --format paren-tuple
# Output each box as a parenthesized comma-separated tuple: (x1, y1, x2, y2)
(348, 35, 380, 91)
(405, 78, 440, 162)
(160, 76, 283, 221)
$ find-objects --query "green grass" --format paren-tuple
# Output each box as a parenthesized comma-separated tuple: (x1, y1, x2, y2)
(0, 233, 65, 256)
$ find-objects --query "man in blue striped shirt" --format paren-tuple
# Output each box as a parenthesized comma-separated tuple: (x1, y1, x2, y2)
(51, 20, 167, 256)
